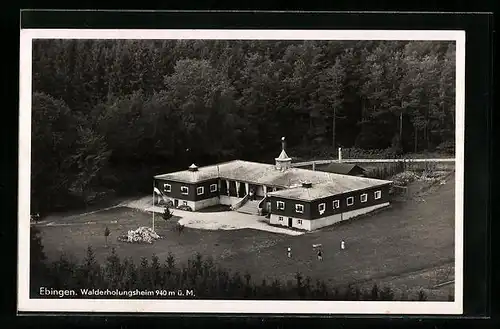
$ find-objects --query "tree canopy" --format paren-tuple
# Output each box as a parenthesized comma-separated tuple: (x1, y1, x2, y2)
(31, 39, 456, 213)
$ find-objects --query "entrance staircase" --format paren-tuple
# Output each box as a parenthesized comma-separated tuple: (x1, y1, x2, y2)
(236, 199, 262, 215)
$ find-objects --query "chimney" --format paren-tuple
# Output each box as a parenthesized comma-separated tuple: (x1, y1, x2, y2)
(188, 163, 199, 172)
(338, 147, 342, 163)
(281, 136, 286, 151)
(302, 181, 312, 188)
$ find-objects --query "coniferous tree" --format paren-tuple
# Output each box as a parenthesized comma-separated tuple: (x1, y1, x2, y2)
(80, 245, 101, 287)
(104, 247, 121, 289)
(418, 290, 428, 301)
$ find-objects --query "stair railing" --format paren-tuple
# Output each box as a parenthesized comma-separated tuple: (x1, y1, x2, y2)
(230, 194, 249, 211)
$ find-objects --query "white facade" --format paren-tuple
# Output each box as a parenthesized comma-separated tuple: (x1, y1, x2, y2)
(219, 195, 243, 207)
(167, 196, 220, 211)
(192, 197, 220, 211)
(270, 214, 312, 230)
(166, 195, 245, 211)
(270, 202, 390, 231)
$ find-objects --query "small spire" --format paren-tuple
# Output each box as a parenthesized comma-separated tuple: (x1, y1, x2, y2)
(275, 136, 292, 171)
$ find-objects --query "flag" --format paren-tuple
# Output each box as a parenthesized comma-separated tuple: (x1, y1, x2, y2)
(154, 187, 162, 195)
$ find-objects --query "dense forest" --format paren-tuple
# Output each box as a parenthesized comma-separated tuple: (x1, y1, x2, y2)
(31, 39, 456, 213)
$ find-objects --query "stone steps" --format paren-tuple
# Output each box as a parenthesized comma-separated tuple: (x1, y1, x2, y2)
(236, 200, 261, 215)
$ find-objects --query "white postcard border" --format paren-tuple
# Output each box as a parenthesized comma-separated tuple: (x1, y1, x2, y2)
(18, 29, 465, 314)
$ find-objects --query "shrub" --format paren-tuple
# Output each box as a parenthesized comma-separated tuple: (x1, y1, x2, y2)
(391, 171, 420, 186)
(435, 140, 455, 155)
(162, 206, 174, 221)
(175, 223, 185, 234)
(177, 205, 193, 211)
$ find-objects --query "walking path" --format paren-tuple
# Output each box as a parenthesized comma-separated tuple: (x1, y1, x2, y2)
(122, 197, 304, 236)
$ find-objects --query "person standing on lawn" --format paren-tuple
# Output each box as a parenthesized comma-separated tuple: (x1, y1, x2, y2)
(317, 249, 323, 261)
(287, 247, 292, 258)
(340, 240, 345, 250)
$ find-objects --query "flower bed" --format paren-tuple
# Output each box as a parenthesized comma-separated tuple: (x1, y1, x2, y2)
(117, 226, 162, 244)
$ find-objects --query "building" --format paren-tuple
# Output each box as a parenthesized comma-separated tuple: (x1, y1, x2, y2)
(153, 137, 392, 231)
(319, 163, 367, 177)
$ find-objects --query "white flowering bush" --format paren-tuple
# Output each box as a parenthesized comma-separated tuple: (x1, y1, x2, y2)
(391, 171, 420, 186)
(117, 226, 162, 244)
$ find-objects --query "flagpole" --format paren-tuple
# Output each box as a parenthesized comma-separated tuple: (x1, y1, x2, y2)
(152, 181, 155, 232)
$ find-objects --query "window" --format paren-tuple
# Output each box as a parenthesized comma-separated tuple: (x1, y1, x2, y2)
(210, 184, 217, 192)
(181, 186, 189, 195)
(197, 186, 204, 195)
(297, 219, 303, 225)
(374, 190, 382, 200)
(318, 203, 326, 214)
(347, 196, 354, 206)
(360, 193, 368, 203)
(277, 201, 285, 210)
(164, 183, 171, 193)
(183, 201, 188, 206)
(333, 200, 340, 209)
(278, 216, 283, 221)
(295, 204, 304, 213)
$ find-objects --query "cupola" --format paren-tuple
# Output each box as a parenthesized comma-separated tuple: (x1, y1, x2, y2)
(275, 137, 292, 171)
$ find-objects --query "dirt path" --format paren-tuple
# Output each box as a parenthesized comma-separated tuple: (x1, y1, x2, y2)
(122, 198, 304, 236)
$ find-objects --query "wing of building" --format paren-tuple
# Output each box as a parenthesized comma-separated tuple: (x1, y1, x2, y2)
(319, 163, 367, 177)
(154, 137, 392, 231)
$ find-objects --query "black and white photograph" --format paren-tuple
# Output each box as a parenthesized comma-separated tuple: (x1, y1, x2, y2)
(18, 29, 465, 314)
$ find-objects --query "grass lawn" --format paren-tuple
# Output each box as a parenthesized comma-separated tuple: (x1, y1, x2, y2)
(36, 176, 454, 299)
(219, 180, 454, 288)
(38, 207, 287, 267)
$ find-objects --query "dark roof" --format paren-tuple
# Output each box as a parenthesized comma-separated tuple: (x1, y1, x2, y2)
(320, 163, 366, 175)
